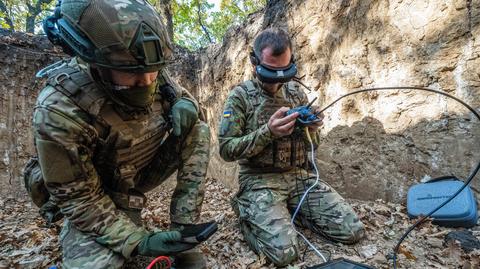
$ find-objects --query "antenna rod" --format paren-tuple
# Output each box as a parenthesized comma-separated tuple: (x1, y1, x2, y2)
(306, 97, 317, 108)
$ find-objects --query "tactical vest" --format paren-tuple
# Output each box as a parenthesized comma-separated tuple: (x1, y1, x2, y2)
(238, 80, 307, 172)
(29, 60, 173, 213)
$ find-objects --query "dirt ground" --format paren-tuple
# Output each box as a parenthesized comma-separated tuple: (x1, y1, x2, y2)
(0, 178, 479, 269)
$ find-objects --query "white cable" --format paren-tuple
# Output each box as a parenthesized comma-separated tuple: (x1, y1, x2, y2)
(290, 138, 328, 263)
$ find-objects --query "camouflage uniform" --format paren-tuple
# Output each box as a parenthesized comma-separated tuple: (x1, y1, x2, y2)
(32, 57, 210, 268)
(218, 79, 364, 267)
(24, 0, 211, 267)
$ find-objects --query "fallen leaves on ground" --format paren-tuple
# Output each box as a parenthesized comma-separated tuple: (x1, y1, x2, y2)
(1, 179, 479, 269)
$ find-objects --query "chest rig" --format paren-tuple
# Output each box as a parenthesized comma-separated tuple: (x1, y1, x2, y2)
(239, 80, 307, 172)
(46, 62, 171, 207)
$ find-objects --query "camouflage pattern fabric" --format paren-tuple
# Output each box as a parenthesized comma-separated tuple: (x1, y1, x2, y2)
(136, 121, 210, 224)
(219, 79, 364, 266)
(32, 59, 210, 267)
(218, 79, 320, 173)
(232, 171, 365, 266)
(56, 121, 210, 269)
(60, 219, 126, 269)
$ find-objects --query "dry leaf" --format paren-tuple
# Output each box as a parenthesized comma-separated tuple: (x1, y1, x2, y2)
(398, 245, 417, 261)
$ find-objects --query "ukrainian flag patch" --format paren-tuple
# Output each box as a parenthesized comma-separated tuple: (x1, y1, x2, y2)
(223, 110, 232, 118)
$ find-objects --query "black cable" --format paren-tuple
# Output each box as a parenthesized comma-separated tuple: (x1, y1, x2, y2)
(314, 86, 480, 268)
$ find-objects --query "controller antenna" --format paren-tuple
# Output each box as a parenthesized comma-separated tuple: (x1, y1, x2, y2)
(306, 97, 317, 108)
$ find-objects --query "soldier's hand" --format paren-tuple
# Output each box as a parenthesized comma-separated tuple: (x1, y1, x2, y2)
(267, 107, 299, 137)
(171, 97, 198, 136)
(136, 231, 193, 256)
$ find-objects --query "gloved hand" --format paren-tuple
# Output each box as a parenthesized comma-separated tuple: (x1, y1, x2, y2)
(136, 231, 194, 257)
(171, 97, 198, 136)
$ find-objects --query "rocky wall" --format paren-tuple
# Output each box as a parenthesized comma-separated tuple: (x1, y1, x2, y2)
(0, 30, 64, 195)
(1, 0, 479, 203)
(192, 0, 480, 202)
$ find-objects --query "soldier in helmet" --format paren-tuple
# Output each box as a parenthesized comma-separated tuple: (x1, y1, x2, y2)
(24, 0, 210, 268)
(218, 28, 365, 267)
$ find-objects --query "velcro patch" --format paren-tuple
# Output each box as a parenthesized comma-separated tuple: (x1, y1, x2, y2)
(223, 110, 232, 118)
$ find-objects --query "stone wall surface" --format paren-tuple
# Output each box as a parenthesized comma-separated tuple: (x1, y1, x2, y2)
(0, 30, 64, 196)
(189, 0, 480, 202)
(1, 0, 479, 202)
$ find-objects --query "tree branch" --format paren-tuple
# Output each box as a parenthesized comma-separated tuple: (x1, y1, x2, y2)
(196, 0, 213, 44)
(26, 0, 54, 33)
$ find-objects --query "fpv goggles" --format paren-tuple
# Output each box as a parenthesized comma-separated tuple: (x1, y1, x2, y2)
(250, 50, 298, 83)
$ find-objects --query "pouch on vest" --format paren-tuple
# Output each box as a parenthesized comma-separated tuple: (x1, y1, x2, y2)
(23, 157, 63, 225)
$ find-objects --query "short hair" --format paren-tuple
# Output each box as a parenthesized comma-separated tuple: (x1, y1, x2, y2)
(253, 28, 292, 61)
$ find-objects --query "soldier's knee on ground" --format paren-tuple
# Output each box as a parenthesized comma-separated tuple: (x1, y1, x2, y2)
(256, 231, 299, 267)
(241, 222, 299, 267)
(262, 243, 298, 267)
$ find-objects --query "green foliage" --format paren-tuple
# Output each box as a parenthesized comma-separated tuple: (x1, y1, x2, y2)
(172, 0, 215, 50)
(172, 0, 266, 50)
(0, 0, 55, 33)
(0, 10, 10, 29)
(0, 0, 266, 50)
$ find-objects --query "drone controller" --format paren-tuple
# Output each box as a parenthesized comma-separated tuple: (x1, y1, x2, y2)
(286, 97, 322, 126)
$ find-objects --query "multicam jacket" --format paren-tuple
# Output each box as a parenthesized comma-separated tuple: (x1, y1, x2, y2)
(218, 78, 320, 174)
(32, 57, 196, 258)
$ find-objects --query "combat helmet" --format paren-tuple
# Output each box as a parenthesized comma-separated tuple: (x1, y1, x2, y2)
(43, 0, 173, 73)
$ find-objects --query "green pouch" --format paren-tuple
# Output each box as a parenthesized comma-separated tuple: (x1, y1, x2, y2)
(23, 156, 63, 224)
(23, 157, 49, 207)
(23, 157, 63, 223)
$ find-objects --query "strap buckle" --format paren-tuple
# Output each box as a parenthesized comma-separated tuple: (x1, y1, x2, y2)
(54, 72, 71, 84)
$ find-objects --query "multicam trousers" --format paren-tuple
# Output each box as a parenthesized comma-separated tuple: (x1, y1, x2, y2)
(60, 121, 210, 269)
(232, 169, 365, 267)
